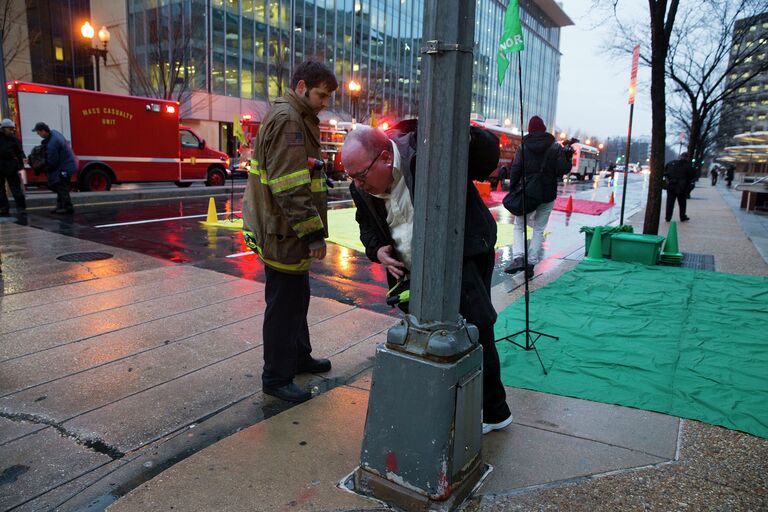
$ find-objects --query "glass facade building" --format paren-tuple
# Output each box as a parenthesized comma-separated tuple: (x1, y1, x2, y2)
(127, 0, 570, 136)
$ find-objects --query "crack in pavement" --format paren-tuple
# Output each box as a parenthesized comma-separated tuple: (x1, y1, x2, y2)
(0, 410, 125, 459)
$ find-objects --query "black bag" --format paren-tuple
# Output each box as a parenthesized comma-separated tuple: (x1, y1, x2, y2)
(28, 145, 47, 175)
(502, 150, 547, 216)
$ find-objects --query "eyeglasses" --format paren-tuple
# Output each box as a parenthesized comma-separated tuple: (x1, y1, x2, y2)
(347, 151, 382, 182)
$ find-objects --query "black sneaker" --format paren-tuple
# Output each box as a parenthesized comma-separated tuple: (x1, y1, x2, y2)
(504, 257, 525, 275)
(525, 264, 535, 279)
(297, 357, 331, 374)
(680, 216, 690, 222)
(263, 382, 311, 403)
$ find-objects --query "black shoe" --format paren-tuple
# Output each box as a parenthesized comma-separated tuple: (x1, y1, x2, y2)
(263, 382, 311, 403)
(665, 218, 671, 222)
(298, 357, 331, 374)
(525, 264, 535, 279)
(680, 216, 690, 222)
(504, 257, 525, 275)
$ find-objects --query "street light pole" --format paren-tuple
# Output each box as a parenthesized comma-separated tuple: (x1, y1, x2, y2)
(349, 1, 483, 510)
(348, 80, 361, 123)
(80, 22, 110, 92)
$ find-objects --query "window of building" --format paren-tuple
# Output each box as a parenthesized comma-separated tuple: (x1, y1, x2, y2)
(55, 46, 64, 61)
(738, 86, 747, 93)
(746, 115, 754, 121)
(751, 85, 760, 92)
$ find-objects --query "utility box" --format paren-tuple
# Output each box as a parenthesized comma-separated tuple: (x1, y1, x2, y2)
(581, 225, 634, 258)
(610, 233, 665, 265)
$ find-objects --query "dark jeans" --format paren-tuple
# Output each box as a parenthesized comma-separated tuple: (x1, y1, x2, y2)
(262, 265, 313, 388)
(0, 170, 26, 212)
(711, 174, 717, 186)
(49, 181, 74, 211)
(461, 250, 512, 424)
(666, 183, 688, 221)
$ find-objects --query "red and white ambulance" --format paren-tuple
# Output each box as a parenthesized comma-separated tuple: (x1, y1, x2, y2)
(7, 81, 230, 191)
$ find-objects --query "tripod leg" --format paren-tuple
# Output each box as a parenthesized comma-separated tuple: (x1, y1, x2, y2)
(533, 345, 548, 375)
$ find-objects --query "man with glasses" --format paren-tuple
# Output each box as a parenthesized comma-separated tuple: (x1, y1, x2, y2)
(342, 122, 514, 435)
(241, 61, 338, 403)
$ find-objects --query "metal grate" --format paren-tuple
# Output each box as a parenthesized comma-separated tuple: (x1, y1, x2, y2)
(57, 252, 114, 262)
(679, 252, 715, 271)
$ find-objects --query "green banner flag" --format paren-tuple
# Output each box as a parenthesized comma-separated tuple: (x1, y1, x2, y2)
(497, 0, 525, 85)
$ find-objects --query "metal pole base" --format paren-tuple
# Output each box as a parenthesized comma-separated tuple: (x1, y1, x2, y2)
(497, 329, 559, 375)
(346, 461, 490, 512)
(351, 344, 485, 508)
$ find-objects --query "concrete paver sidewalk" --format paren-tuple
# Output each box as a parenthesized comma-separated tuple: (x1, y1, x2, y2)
(109, 184, 768, 511)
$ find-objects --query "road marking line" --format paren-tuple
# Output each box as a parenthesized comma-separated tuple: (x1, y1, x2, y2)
(96, 211, 242, 228)
(226, 251, 253, 259)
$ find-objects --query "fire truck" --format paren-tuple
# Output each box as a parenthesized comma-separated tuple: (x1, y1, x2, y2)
(234, 115, 347, 179)
(7, 81, 230, 191)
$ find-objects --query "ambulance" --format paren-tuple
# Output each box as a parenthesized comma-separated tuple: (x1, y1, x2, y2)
(7, 81, 230, 191)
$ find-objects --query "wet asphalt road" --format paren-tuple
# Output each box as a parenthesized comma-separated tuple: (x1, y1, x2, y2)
(13, 174, 649, 314)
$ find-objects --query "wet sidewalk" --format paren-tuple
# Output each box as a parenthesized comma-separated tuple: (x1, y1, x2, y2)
(107, 182, 768, 511)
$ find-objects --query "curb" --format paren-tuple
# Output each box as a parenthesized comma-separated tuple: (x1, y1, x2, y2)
(10, 181, 350, 209)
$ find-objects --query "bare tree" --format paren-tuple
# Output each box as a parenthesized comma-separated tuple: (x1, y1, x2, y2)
(269, 33, 290, 101)
(1, 0, 38, 77)
(114, 2, 194, 104)
(666, 0, 767, 172)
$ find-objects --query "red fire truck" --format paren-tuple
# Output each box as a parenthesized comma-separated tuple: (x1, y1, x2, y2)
(7, 81, 230, 191)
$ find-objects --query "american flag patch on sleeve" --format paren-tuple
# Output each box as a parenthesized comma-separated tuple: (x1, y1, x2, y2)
(285, 131, 305, 146)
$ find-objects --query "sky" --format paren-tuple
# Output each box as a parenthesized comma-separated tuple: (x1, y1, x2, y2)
(555, 0, 653, 139)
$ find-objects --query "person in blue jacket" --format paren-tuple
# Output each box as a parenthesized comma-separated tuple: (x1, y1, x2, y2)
(33, 122, 77, 214)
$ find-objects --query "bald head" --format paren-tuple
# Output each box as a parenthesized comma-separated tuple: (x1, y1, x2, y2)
(342, 126, 391, 162)
(342, 126, 395, 195)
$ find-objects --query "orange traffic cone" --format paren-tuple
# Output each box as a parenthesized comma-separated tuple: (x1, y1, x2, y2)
(495, 180, 501, 192)
(609, 192, 615, 204)
(565, 195, 574, 213)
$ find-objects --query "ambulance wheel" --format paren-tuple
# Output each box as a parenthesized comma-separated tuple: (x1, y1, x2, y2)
(205, 167, 226, 187)
(80, 168, 112, 191)
(174, 181, 192, 188)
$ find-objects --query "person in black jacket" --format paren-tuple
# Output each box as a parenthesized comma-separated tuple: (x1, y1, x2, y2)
(663, 152, 696, 222)
(0, 119, 26, 216)
(342, 121, 514, 435)
(505, 116, 572, 276)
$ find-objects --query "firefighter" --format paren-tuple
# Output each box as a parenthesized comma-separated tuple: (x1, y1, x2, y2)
(33, 122, 76, 215)
(241, 61, 338, 403)
(0, 119, 26, 216)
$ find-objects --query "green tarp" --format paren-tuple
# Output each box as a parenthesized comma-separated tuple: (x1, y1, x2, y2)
(496, 260, 768, 438)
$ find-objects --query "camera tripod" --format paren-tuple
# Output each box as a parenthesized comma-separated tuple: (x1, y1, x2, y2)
(495, 52, 558, 375)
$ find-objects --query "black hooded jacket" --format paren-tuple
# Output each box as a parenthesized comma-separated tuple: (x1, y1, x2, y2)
(508, 131, 571, 203)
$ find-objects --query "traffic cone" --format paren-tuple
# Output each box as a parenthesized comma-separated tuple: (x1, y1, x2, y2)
(495, 180, 501, 192)
(609, 192, 615, 204)
(206, 197, 218, 224)
(660, 221, 683, 264)
(585, 226, 605, 262)
(565, 195, 574, 213)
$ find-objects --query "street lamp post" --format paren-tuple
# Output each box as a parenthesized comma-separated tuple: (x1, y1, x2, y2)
(80, 21, 110, 91)
(348, 80, 361, 123)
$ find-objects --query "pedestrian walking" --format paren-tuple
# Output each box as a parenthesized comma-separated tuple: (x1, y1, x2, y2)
(664, 152, 696, 222)
(241, 61, 338, 403)
(505, 116, 572, 277)
(0, 119, 26, 216)
(342, 122, 515, 435)
(33, 122, 76, 215)
(710, 166, 718, 186)
(726, 165, 735, 188)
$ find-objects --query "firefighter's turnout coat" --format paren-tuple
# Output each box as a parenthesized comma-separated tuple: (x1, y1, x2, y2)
(241, 89, 328, 273)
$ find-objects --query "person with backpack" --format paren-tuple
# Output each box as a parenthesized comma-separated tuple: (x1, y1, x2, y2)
(0, 119, 26, 216)
(33, 122, 77, 215)
(504, 116, 572, 277)
(342, 122, 514, 436)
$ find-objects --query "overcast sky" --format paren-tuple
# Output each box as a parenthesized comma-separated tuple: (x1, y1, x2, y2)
(555, 0, 653, 139)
